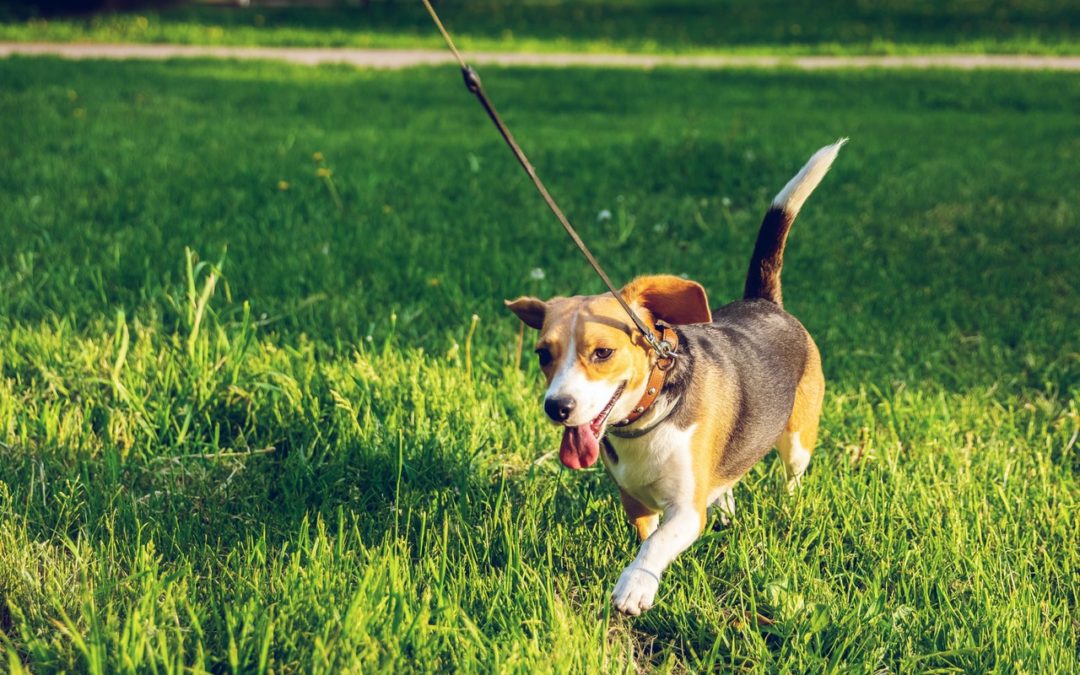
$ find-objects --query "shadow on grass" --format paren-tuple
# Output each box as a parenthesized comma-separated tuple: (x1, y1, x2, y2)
(0, 431, 488, 560)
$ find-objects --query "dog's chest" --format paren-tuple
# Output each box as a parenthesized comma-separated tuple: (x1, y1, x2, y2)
(604, 423, 697, 512)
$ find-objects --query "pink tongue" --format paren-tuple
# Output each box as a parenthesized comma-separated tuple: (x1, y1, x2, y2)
(560, 424, 600, 469)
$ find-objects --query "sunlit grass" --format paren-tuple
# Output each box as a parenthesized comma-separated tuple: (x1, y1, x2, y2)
(0, 57, 1076, 671)
(1, 0, 1077, 56)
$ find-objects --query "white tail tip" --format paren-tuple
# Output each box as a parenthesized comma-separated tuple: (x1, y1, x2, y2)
(771, 138, 847, 216)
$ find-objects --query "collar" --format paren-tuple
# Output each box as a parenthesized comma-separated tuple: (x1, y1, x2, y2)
(613, 322, 679, 428)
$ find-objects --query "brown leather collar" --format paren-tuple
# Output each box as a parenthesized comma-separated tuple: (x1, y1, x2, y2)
(613, 322, 678, 427)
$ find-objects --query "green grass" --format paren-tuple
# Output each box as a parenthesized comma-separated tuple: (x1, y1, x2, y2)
(0, 55, 1078, 671)
(2, 0, 1079, 56)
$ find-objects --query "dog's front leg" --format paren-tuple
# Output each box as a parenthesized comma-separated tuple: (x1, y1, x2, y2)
(611, 502, 704, 615)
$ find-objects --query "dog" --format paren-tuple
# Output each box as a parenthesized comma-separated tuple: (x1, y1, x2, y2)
(505, 140, 844, 615)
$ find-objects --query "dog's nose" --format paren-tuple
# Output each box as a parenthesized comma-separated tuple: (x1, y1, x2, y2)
(544, 395, 576, 423)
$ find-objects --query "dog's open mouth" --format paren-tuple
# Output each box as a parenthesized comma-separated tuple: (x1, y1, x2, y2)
(559, 382, 625, 470)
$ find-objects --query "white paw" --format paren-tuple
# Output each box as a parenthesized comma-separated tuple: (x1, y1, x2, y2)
(611, 566, 660, 616)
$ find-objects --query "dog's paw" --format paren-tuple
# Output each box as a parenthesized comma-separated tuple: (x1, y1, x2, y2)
(612, 566, 660, 616)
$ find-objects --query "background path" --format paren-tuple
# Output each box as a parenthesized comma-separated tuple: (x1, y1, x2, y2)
(3, 42, 1079, 70)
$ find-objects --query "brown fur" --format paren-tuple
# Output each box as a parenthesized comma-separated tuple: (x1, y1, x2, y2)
(506, 276, 712, 392)
(620, 488, 659, 541)
(689, 368, 740, 522)
(780, 333, 824, 463)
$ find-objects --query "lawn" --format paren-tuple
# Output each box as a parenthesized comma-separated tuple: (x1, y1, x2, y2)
(1, 0, 1078, 56)
(0, 55, 1077, 671)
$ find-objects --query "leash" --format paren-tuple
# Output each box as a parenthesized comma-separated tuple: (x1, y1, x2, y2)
(420, 0, 675, 361)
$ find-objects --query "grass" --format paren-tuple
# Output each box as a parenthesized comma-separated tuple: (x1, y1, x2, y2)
(1, 0, 1078, 56)
(0, 55, 1078, 671)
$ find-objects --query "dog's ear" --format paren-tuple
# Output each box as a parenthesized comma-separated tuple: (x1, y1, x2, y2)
(621, 275, 711, 326)
(505, 296, 546, 329)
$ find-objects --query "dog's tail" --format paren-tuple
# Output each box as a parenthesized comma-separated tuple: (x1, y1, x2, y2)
(743, 139, 846, 307)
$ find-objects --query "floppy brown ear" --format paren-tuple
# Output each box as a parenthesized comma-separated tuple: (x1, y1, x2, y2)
(504, 297, 546, 329)
(621, 275, 711, 326)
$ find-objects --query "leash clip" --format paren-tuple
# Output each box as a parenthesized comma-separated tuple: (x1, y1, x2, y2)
(646, 324, 678, 364)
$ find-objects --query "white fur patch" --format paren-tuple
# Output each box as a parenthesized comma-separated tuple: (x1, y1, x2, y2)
(605, 423, 697, 513)
(772, 138, 847, 217)
(777, 430, 812, 492)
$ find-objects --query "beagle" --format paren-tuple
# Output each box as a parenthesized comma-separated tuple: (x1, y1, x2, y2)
(506, 140, 844, 615)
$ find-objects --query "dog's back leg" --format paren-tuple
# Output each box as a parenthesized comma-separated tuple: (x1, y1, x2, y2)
(707, 484, 737, 526)
(778, 334, 825, 492)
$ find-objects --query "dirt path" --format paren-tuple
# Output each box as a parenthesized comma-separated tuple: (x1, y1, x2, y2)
(3, 42, 1079, 71)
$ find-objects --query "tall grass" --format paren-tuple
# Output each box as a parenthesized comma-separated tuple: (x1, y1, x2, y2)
(0, 57, 1076, 671)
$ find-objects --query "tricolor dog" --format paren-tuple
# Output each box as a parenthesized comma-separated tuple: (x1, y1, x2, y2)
(506, 140, 844, 615)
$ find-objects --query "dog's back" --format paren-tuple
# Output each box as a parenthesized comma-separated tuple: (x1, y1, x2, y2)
(679, 300, 810, 479)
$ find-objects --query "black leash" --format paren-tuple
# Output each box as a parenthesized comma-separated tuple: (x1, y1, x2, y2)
(420, 0, 674, 359)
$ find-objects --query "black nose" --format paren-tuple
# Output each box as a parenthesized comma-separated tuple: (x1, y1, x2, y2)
(544, 395, 575, 422)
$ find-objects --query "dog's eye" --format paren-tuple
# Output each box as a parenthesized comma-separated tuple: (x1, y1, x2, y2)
(592, 347, 614, 362)
(535, 348, 553, 367)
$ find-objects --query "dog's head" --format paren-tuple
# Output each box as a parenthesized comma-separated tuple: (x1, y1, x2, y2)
(506, 274, 710, 469)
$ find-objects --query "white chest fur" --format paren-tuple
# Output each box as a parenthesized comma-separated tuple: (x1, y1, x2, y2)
(604, 422, 698, 513)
